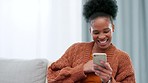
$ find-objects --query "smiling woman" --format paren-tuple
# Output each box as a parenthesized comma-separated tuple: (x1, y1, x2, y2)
(82, 0, 148, 82)
(47, 0, 136, 83)
(0, 0, 82, 60)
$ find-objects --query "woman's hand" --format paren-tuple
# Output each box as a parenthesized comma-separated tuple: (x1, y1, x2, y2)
(83, 60, 94, 73)
(94, 60, 112, 83)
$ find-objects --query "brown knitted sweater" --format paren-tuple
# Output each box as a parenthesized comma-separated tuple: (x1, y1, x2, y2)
(47, 42, 136, 83)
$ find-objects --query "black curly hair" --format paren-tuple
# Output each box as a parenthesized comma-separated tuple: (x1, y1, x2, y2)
(83, 0, 118, 22)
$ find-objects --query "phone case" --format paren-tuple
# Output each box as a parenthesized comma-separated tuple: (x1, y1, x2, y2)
(93, 53, 107, 66)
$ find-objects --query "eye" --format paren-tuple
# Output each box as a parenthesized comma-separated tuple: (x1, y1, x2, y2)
(104, 28, 111, 33)
(93, 30, 100, 35)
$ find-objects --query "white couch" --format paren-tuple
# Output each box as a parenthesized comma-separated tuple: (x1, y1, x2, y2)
(0, 58, 52, 83)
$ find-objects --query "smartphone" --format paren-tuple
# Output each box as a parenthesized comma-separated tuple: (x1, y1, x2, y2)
(93, 53, 107, 66)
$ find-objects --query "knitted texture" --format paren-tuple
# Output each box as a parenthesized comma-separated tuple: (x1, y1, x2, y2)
(47, 42, 135, 83)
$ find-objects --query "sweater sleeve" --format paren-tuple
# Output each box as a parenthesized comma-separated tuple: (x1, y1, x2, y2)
(111, 52, 136, 83)
(47, 43, 87, 83)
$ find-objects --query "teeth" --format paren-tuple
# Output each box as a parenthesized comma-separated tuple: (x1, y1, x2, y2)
(99, 39, 107, 44)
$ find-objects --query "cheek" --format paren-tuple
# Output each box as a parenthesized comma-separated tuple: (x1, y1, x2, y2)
(92, 35, 98, 40)
(107, 32, 112, 39)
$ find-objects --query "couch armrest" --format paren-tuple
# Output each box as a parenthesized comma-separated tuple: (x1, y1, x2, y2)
(0, 58, 48, 83)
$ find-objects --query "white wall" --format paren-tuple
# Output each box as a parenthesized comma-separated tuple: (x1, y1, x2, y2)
(0, 0, 82, 61)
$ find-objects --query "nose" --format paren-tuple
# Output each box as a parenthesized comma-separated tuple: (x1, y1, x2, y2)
(98, 33, 105, 39)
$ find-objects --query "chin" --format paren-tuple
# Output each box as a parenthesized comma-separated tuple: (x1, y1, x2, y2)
(99, 45, 109, 49)
(96, 41, 111, 50)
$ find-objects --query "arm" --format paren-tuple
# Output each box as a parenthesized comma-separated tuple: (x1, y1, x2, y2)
(48, 64, 86, 83)
(111, 53, 136, 83)
(47, 43, 87, 83)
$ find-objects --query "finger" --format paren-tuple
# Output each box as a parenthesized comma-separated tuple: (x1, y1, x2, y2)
(99, 75, 111, 82)
(54, 75, 65, 81)
(95, 69, 109, 76)
(100, 75, 110, 80)
(94, 65, 112, 76)
(95, 71, 111, 82)
(95, 69, 104, 75)
(100, 61, 112, 71)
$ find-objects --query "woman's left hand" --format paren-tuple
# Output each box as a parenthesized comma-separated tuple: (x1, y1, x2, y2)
(94, 60, 112, 83)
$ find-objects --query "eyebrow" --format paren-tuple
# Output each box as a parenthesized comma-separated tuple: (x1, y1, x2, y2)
(92, 27, 110, 31)
(103, 28, 110, 30)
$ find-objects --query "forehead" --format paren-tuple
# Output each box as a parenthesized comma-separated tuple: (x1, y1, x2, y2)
(91, 17, 111, 29)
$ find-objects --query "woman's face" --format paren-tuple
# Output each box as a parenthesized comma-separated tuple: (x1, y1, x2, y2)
(90, 17, 114, 49)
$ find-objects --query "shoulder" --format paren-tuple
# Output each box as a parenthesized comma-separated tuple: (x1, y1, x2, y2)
(114, 48, 132, 65)
(110, 44, 130, 59)
(114, 47, 130, 58)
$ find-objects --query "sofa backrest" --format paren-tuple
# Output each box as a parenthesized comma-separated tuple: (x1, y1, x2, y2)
(0, 58, 48, 83)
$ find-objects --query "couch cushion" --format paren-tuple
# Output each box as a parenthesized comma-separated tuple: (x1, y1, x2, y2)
(0, 59, 48, 83)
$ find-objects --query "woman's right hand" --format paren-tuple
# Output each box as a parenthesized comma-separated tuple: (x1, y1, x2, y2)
(83, 60, 94, 73)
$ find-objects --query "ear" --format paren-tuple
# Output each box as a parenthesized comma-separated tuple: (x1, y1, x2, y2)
(89, 27, 91, 34)
(112, 24, 115, 32)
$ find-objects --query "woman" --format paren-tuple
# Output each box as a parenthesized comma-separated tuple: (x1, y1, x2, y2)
(47, 0, 136, 83)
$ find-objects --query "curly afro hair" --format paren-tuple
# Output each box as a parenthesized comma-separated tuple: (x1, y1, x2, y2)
(83, 0, 118, 22)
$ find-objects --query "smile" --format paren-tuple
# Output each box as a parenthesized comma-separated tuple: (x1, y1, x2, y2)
(98, 39, 108, 45)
